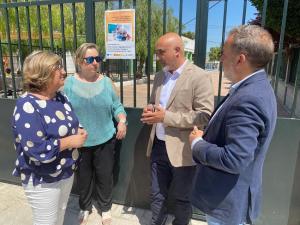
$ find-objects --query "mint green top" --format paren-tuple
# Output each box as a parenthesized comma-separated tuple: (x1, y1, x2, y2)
(63, 75, 126, 147)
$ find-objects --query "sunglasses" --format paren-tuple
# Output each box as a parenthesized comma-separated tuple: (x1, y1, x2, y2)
(84, 56, 102, 64)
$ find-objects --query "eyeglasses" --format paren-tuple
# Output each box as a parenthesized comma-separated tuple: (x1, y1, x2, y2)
(84, 56, 102, 64)
(53, 63, 64, 71)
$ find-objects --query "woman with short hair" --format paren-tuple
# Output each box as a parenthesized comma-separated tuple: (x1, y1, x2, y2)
(64, 43, 127, 225)
(12, 50, 88, 225)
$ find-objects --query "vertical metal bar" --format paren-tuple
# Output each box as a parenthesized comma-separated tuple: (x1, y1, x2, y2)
(163, 0, 167, 34)
(14, 5, 23, 68)
(194, 0, 209, 68)
(274, 0, 289, 94)
(36, 4, 43, 49)
(242, 0, 247, 25)
(262, 0, 268, 27)
(178, 0, 183, 36)
(147, 0, 152, 103)
(118, 0, 123, 103)
(72, 3, 77, 51)
(217, 0, 228, 104)
(25, 0, 32, 52)
(283, 53, 290, 105)
(85, 0, 96, 43)
(105, 1, 110, 78)
(4, 1, 17, 98)
(60, 3, 67, 73)
(48, 4, 54, 51)
(133, 0, 137, 107)
(0, 37, 8, 98)
(291, 55, 300, 117)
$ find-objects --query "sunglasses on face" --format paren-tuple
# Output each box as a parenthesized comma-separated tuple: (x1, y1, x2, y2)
(84, 56, 102, 64)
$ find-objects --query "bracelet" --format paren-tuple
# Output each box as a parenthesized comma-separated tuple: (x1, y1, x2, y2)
(119, 119, 127, 124)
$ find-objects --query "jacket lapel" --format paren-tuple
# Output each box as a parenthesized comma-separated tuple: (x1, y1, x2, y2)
(204, 70, 268, 133)
(165, 61, 191, 109)
(155, 71, 165, 105)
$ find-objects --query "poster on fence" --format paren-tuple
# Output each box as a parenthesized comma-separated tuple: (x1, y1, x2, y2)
(104, 9, 135, 59)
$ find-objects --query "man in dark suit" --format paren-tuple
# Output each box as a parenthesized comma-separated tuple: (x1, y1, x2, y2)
(189, 25, 277, 225)
(141, 32, 214, 225)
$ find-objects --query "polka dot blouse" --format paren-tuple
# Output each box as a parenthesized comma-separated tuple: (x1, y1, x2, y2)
(12, 92, 80, 186)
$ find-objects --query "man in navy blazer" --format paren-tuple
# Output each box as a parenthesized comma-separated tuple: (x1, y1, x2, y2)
(189, 25, 277, 225)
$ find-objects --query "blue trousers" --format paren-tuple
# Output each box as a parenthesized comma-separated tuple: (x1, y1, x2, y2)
(150, 137, 195, 225)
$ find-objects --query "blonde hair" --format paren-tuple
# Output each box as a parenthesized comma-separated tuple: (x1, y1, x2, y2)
(74, 43, 100, 72)
(22, 51, 62, 92)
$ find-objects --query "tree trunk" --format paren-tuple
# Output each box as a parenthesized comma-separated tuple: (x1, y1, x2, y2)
(136, 57, 145, 79)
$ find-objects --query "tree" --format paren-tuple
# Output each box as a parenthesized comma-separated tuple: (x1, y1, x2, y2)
(208, 46, 221, 62)
(0, 2, 86, 58)
(0, 0, 181, 78)
(134, 0, 179, 78)
(249, 0, 300, 41)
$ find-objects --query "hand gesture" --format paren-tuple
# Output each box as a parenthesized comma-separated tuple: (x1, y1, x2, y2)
(189, 126, 203, 144)
(72, 128, 88, 148)
(141, 105, 165, 125)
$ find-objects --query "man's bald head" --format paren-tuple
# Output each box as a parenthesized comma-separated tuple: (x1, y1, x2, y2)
(156, 33, 185, 55)
(155, 32, 186, 72)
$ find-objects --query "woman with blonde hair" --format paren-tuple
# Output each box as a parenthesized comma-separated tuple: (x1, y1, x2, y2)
(64, 43, 127, 225)
(12, 51, 87, 225)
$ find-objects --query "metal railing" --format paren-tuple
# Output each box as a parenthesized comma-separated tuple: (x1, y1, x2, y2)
(0, 0, 206, 107)
(0, 0, 299, 117)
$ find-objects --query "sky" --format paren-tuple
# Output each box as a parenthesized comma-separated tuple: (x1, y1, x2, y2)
(166, 0, 258, 51)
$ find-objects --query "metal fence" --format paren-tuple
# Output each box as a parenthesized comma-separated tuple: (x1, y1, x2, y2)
(1, 0, 202, 106)
(0, 0, 299, 117)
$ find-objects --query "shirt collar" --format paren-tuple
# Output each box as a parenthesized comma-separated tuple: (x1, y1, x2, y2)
(163, 59, 188, 79)
(231, 69, 264, 91)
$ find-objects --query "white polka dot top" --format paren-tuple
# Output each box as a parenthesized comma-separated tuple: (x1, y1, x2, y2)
(12, 92, 80, 186)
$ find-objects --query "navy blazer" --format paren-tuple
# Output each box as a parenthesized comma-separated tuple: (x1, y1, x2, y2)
(191, 71, 277, 224)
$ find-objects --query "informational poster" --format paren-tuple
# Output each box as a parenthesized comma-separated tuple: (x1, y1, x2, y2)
(105, 9, 135, 59)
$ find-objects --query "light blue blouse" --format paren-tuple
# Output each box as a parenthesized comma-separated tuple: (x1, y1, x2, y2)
(63, 75, 126, 147)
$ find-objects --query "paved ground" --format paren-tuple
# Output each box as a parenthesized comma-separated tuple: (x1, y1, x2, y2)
(115, 71, 231, 108)
(115, 70, 290, 117)
(0, 182, 207, 225)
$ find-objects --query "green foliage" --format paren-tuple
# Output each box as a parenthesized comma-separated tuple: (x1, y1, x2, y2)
(0, 2, 86, 59)
(250, 0, 300, 39)
(0, 0, 180, 76)
(208, 46, 221, 62)
(129, 0, 179, 77)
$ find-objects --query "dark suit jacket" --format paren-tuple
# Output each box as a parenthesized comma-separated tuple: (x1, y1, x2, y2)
(191, 71, 277, 224)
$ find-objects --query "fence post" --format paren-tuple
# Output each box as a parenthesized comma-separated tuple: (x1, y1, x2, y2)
(194, 0, 209, 69)
(0, 37, 8, 98)
(85, 0, 96, 43)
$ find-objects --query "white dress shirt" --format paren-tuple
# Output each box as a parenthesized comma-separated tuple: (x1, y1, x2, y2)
(156, 60, 188, 140)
